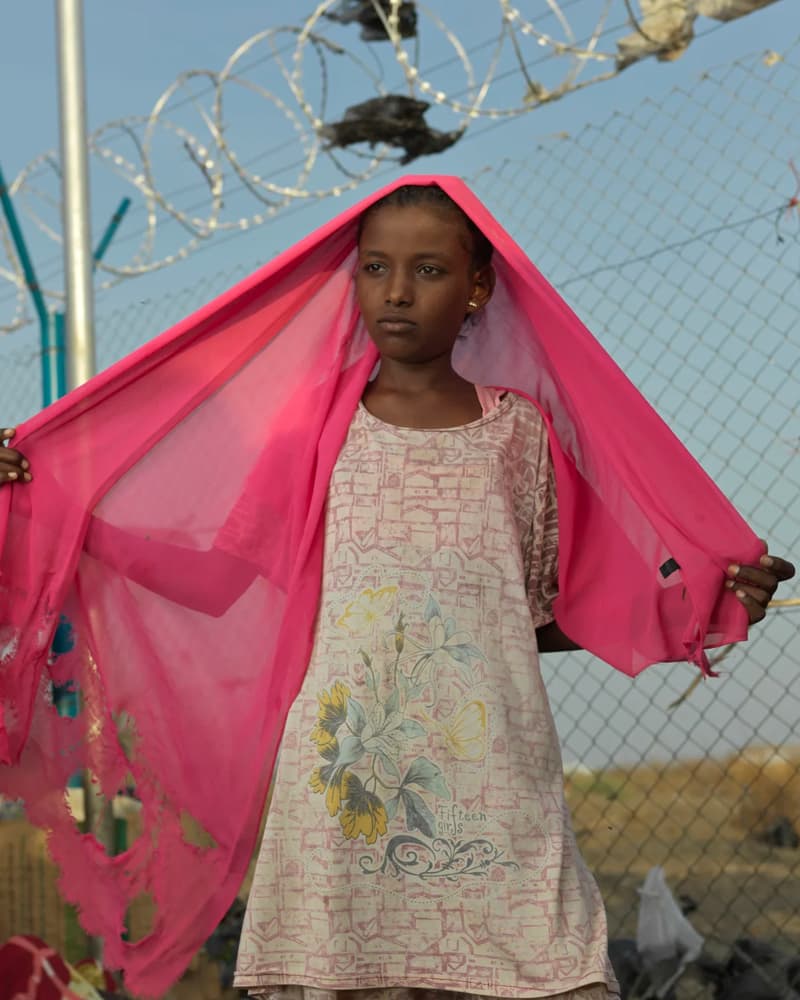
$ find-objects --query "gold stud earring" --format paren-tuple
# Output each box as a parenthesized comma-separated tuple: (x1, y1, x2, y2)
(468, 299, 479, 310)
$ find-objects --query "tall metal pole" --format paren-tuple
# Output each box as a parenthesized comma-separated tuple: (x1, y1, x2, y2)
(55, 4, 107, 961)
(56, 0, 95, 389)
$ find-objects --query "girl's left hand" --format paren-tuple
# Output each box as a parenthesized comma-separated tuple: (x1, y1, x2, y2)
(726, 547, 796, 625)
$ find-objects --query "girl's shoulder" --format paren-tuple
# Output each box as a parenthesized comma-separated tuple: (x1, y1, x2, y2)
(481, 391, 551, 469)
(487, 392, 552, 485)
(489, 388, 547, 431)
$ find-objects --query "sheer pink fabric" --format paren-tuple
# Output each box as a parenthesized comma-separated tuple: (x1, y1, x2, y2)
(0, 176, 760, 995)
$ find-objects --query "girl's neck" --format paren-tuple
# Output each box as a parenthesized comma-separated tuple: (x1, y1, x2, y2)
(362, 358, 482, 429)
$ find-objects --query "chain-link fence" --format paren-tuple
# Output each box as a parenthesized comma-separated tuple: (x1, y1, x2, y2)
(1, 36, 799, 1000)
(468, 41, 800, 999)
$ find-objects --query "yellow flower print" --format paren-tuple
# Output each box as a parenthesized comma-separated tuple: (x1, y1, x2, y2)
(309, 766, 326, 795)
(318, 680, 350, 720)
(309, 723, 336, 753)
(339, 774, 388, 845)
(309, 725, 336, 752)
(310, 681, 350, 749)
(336, 587, 398, 636)
(309, 764, 351, 817)
(325, 770, 350, 816)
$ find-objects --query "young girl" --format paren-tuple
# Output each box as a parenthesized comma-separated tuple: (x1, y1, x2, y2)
(0, 178, 793, 999)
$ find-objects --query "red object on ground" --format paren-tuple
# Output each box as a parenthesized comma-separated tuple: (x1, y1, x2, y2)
(0, 935, 101, 999)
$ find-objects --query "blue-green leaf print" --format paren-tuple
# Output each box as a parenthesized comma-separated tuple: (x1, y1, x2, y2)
(376, 750, 402, 781)
(402, 756, 450, 799)
(334, 734, 366, 768)
(346, 697, 367, 735)
(401, 788, 436, 838)
(445, 646, 470, 667)
(385, 795, 400, 822)
(384, 688, 400, 715)
(424, 595, 442, 623)
(398, 719, 426, 739)
(408, 684, 428, 701)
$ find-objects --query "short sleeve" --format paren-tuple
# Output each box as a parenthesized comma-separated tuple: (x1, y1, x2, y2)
(527, 459, 559, 627)
(512, 405, 559, 628)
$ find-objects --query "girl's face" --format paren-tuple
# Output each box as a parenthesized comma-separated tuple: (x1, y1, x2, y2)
(355, 203, 493, 366)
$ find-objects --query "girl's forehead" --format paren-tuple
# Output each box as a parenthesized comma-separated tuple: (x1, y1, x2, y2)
(358, 202, 473, 251)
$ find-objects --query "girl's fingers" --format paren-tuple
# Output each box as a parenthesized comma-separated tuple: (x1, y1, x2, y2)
(0, 447, 28, 466)
(1, 428, 15, 444)
(726, 579, 770, 603)
(759, 552, 796, 581)
(0, 462, 32, 484)
(730, 585, 769, 624)
(728, 561, 794, 595)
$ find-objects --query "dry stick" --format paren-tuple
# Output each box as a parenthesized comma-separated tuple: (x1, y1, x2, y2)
(668, 645, 735, 710)
(668, 596, 799, 710)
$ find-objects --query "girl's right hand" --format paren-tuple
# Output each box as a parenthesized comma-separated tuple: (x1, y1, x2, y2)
(0, 428, 32, 485)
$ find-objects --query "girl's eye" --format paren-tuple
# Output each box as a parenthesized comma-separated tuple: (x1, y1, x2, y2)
(362, 262, 386, 274)
(418, 265, 441, 276)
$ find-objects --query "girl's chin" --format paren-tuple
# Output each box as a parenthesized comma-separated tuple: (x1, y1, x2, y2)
(368, 337, 422, 362)
(375, 349, 438, 366)
(367, 336, 453, 367)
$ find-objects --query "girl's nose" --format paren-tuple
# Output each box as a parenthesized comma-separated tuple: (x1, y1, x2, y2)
(386, 273, 413, 305)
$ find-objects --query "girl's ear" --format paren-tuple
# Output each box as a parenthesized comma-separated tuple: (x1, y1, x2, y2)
(470, 265, 496, 312)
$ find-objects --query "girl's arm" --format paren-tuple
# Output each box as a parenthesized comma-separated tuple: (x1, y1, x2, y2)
(84, 517, 259, 618)
(2, 429, 259, 617)
(536, 620, 581, 653)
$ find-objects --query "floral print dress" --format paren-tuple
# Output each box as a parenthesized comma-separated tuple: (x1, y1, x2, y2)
(234, 394, 619, 1000)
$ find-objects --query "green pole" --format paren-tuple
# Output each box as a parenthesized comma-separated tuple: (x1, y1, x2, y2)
(0, 161, 53, 408)
(1, 163, 130, 407)
(53, 311, 67, 401)
(93, 196, 131, 266)
(0, 162, 49, 327)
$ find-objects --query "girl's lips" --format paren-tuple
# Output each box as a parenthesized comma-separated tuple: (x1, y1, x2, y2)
(378, 318, 416, 333)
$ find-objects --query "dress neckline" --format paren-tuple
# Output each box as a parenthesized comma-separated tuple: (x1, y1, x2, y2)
(357, 389, 513, 433)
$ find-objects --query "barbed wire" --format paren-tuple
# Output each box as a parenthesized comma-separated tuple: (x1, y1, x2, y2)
(0, 0, 785, 333)
(0, 6, 637, 313)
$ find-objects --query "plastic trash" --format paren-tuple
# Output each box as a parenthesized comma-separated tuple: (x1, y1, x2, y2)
(636, 866, 704, 997)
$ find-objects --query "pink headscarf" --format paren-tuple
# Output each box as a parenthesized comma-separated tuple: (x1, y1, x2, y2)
(0, 175, 760, 994)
